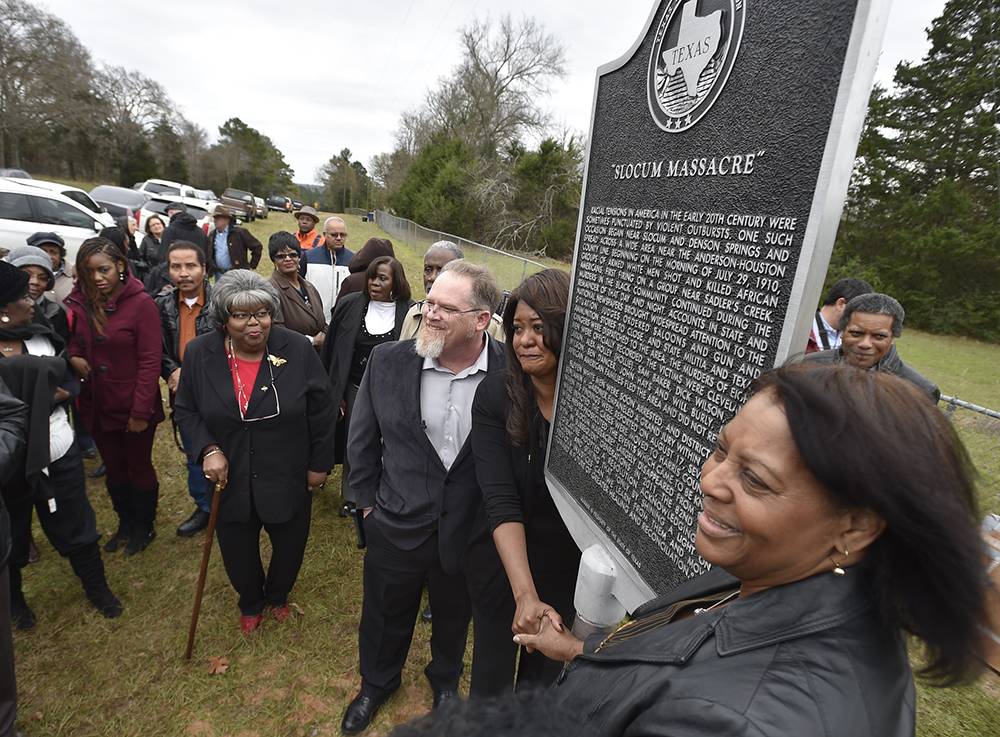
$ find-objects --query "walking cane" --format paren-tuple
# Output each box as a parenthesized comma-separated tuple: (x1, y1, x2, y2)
(184, 480, 225, 660)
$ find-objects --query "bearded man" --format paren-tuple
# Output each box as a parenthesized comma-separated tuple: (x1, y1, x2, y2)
(340, 260, 516, 734)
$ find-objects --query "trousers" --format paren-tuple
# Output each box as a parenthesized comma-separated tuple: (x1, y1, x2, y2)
(358, 519, 515, 699)
(178, 424, 211, 512)
(215, 493, 312, 615)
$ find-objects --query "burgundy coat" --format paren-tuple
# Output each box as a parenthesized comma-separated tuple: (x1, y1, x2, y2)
(65, 277, 165, 432)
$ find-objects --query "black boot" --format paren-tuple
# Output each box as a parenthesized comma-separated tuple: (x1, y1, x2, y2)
(124, 484, 157, 557)
(103, 483, 132, 553)
(69, 542, 123, 618)
(9, 566, 35, 631)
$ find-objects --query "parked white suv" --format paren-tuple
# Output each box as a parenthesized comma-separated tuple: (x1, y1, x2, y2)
(0, 179, 107, 262)
(137, 179, 220, 212)
(4, 177, 115, 228)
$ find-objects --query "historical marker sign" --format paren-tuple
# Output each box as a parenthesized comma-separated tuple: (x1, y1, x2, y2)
(546, 0, 891, 609)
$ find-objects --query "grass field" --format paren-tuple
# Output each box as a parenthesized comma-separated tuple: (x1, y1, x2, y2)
(10, 209, 1000, 735)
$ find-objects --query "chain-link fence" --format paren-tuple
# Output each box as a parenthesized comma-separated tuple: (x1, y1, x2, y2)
(372, 210, 548, 293)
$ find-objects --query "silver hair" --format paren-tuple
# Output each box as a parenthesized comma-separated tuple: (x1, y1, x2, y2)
(323, 216, 346, 230)
(841, 292, 905, 337)
(209, 269, 282, 326)
(426, 240, 464, 260)
(440, 259, 500, 313)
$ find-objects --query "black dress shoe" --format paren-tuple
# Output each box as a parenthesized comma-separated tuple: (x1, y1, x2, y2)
(421, 604, 432, 623)
(176, 508, 210, 537)
(341, 692, 385, 735)
(88, 463, 106, 479)
(432, 689, 459, 710)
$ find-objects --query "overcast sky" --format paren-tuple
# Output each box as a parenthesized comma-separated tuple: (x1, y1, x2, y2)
(36, 0, 944, 185)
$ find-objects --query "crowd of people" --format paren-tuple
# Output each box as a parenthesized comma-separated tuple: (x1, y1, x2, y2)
(0, 203, 989, 737)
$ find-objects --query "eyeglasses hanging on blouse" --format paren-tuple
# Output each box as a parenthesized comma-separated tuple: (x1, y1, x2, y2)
(226, 337, 281, 422)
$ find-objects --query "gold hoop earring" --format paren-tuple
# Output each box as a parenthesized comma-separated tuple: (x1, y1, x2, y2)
(831, 548, 849, 576)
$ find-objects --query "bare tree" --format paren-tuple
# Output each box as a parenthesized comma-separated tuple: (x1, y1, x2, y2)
(426, 15, 566, 155)
(0, 0, 95, 167)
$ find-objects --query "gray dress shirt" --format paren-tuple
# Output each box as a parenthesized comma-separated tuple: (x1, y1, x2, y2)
(420, 339, 490, 470)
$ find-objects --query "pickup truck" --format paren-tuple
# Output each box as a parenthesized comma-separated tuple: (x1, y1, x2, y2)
(220, 188, 256, 221)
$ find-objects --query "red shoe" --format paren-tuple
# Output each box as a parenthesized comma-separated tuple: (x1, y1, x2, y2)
(240, 613, 264, 634)
(271, 605, 291, 623)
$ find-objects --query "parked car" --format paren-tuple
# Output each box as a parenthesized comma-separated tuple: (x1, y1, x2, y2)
(266, 194, 292, 212)
(138, 196, 213, 236)
(0, 169, 31, 179)
(0, 179, 106, 262)
(12, 179, 115, 227)
(90, 185, 151, 224)
(254, 196, 268, 219)
(220, 187, 256, 221)
(137, 179, 221, 211)
(291, 199, 303, 210)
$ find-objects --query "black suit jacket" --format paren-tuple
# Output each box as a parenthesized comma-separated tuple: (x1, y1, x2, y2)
(347, 336, 505, 574)
(174, 326, 337, 524)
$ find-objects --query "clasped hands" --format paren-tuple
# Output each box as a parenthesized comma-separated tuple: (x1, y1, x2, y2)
(511, 596, 584, 662)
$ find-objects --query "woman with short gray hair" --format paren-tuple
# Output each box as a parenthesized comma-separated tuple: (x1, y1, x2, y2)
(175, 270, 337, 634)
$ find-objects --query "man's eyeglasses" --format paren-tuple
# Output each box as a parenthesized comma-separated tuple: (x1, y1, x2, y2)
(422, 300, 482, 318)
(274, 252, 300, 261)
(229, 310, 272, 323)
(325, 232, 348, 239)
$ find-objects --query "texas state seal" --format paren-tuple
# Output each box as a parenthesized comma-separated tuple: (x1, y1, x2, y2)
(647, 0, 746, 132)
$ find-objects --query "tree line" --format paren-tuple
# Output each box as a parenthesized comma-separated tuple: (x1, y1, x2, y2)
(830, 0, 998, 342)
(3, 0, 995, 340)
(0, 0, 295, 195)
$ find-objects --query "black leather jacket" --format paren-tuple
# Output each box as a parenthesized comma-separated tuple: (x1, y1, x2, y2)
(0, 379, 27, 569)
(550, 567, 915, 737)
(155, 283, 218, 380)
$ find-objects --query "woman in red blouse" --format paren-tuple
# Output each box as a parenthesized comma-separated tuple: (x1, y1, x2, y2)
(65, 238, 165, 557)
(174, 271, 337, 633)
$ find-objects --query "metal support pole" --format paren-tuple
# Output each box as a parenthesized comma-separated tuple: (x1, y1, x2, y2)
(571, 544, 627, 641)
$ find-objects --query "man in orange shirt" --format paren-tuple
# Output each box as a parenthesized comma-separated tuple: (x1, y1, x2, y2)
(294, 205, 324, 251)
(155, 240, 219, 536)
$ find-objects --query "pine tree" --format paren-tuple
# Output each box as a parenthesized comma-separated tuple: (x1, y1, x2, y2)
(832, 0, 1000, 341)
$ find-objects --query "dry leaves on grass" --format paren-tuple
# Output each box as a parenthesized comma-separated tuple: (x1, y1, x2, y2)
(207, 655, 229, 675)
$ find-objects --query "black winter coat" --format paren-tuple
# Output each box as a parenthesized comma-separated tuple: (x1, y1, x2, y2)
(0, 379, 27, 569)
(174, 326, 337, 525)
(321, 292, 412, 464)
(549, 567, 915, 737)
(161, 212, 209, 255)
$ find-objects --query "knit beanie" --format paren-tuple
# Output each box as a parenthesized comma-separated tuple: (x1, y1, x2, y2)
(5, 245, 55, 280)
